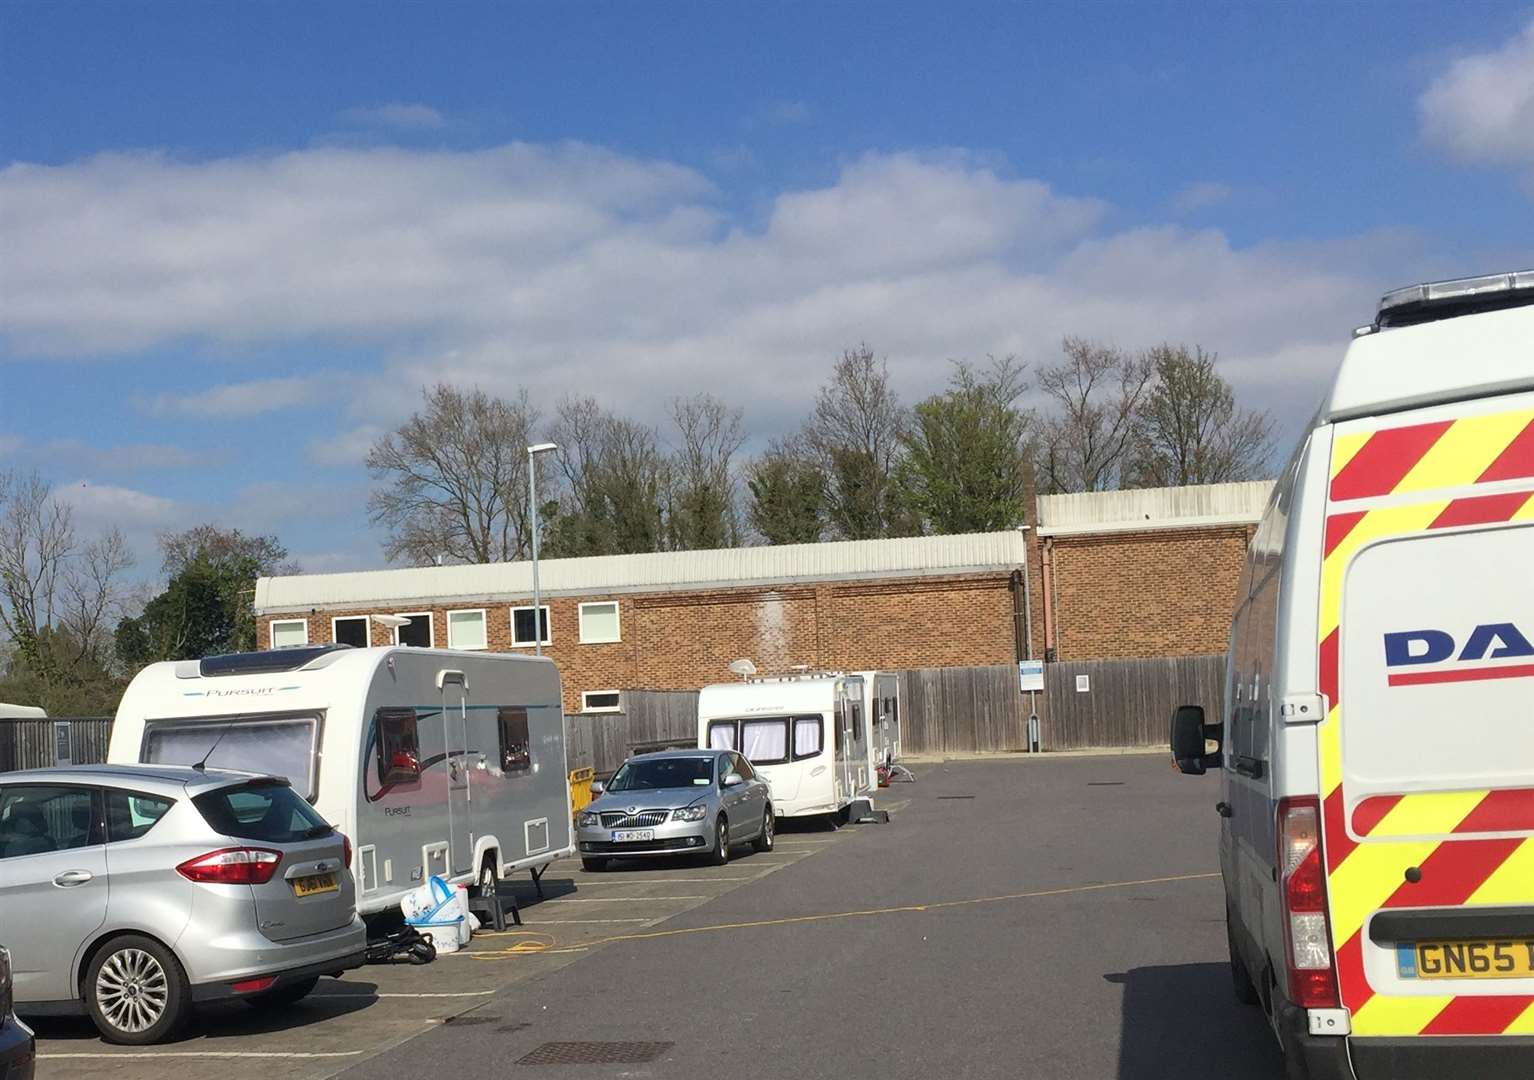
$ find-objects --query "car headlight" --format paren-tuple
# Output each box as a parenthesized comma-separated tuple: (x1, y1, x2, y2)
(671, 806, 707, 822)
(577, 811, 600, 828)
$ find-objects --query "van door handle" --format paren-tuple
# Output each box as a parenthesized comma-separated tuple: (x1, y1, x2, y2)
(53, 870, 93, 887)
(1216, 801, 1233, 818)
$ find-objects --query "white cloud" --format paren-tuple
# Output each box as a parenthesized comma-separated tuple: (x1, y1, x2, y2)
(0, 141, 1428, 445)
(1171, 180, 1232, 214)
(138, 376, 332, 417)
(1420, 19, 1534, 171)
(339, 103, 448, 131)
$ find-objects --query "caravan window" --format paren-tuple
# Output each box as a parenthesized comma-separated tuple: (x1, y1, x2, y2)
(740, 720, 788, 764)
(851, 701, 865, 744)
(145, 715, 320, 800)
(498, 707, 532, 775)
(793, 717, 822, 759)
(707, 721, 737, 751)
(375, 708, 421, 786)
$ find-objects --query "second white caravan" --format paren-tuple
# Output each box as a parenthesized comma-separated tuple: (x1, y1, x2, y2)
(698, 673, 875, 821)
(108, 644, 574, 915)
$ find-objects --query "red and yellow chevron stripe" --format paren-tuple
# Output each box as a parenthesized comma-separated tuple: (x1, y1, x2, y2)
(1320, 404, 1534, 1038)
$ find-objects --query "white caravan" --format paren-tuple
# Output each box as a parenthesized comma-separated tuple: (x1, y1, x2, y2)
(108, 644, 574, 915)
(1171, 270, 1534, 1079)
(698, 674, 875, 821)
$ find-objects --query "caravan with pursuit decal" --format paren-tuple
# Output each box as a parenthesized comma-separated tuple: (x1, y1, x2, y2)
(1171, 270, 1534, 1080)
(107, 645, 573, 915)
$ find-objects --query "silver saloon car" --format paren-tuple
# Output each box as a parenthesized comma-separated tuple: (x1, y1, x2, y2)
(0, 765, 366, 1045)
(576, 749, 773, 871)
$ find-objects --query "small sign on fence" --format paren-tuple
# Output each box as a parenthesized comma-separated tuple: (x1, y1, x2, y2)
(1018, 660, 1044, 692)
(1075, 674, 1091, 693)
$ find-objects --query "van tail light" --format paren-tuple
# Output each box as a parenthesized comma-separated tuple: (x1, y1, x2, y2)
(177, 848, 283, 885)
(1278, 797, 1340, 1008)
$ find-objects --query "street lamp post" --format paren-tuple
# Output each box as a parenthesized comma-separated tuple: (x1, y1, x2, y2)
(527, 443, 558, 656)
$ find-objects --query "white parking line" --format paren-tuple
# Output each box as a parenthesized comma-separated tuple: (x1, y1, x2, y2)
(544, 895, 708, 903)
(41, 1051, 364, 1060)
(519, 917, 652, 923)
(317, 990, 496, 998)
(570, 876, 756, 883)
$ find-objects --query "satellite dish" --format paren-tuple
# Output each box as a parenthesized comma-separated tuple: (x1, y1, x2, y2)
(371, 614, 411, 629)
(728, 659, 757, 679)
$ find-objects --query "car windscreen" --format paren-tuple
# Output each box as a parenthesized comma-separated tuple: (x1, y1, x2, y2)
(608, 757, 715, 791)
(143, 715, 319, 800)
(193, 781, 331, 844)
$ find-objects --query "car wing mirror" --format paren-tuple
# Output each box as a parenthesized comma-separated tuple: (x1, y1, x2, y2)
(723, 772, 744, 787)
(590, 780, 605, 796)
(1170, 705, 1222, 776)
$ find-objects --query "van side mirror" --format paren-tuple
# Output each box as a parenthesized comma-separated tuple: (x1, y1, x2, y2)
(1170, 705, 1222, 775)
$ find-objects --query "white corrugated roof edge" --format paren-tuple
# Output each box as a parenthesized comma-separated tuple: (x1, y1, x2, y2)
(254, 531, 1031, 615)
(1036, 480, 1274, 535)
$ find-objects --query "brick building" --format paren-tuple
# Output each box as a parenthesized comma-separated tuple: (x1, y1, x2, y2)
(254, 481, 1273, 715)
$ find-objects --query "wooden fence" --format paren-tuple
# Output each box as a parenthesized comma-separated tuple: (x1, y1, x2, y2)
(0, 717, 113, 772)
(897, 665, 1029, 755)
(563, 689, 700, 776)
(1039, 654, 1225, 751)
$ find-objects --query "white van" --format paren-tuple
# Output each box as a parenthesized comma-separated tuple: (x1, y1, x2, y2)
(108, 644, 574, 915)
(699, 674, 875, 821)
(1172, 271, 1534, 1078)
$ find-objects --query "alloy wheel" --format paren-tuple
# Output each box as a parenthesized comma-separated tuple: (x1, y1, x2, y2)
(96, 948, 168, 1034)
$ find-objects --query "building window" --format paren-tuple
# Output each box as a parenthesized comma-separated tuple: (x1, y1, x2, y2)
(394, 613, 433, 648)
(332, 616, 369, 648)
(510, 605, 551, 647)
(582, 691, 622, 713)
(270, 619, 308, 649)
(578, 601, 621, 644)
(446, 609, 488, 650)
(498, 706, 532, 775)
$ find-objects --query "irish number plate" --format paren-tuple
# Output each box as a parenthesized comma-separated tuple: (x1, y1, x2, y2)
(292, 872, 339, 897)
(611, 829, 654, 843)
(1399, 940, 1534, 980)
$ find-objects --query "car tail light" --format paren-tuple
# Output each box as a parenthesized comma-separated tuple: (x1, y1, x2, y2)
(229, 977, 276, 994)
(177, 847, 283, 885)
(0, 945, 13, 1017)
(1278, 797, 1340, 1008)
(341, 832, 353, 869)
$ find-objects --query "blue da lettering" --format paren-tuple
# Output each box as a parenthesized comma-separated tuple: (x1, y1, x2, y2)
(1458, 622, 1534, 662)
(1383, 629, 1455, 666)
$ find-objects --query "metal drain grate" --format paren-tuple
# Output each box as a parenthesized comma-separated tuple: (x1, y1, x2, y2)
(519, 1042, 674, 1066)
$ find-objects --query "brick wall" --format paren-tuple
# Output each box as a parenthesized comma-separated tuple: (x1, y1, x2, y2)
(1046, 526, 1251, 660)
(257, 572, 1022, 714)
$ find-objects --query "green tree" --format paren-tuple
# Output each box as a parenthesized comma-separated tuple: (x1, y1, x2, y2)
(803, 345, 912, 539)
(1126, 345, 1274, 487)
(544, 397, 666, 557)
(115, 526, 293, 664)
(745, 437, 825, 544)
(663, 393, 744, 551)
(898, 357, 1034, 534)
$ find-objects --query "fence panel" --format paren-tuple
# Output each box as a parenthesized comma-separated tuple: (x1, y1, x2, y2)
(1040, 654, 1225, 751)
(895, 665, 1028, 756)
(0, 718, 113, 772)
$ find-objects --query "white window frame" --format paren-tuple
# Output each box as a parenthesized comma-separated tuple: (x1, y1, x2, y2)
(509, 605, 551, 648)
(446, 607, 488, 651)
(269, 618, 309, 648)
(331, 615, 370, 648)
(393, 611, 435, 648)
(581, 690, 623, 714)
(577, 601, 622, 644)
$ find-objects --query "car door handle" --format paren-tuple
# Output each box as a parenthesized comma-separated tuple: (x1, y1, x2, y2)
(1216, 801, 1233, 818)
(53, 870, 94, 887)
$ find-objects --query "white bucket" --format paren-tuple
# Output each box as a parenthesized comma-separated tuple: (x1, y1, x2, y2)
(418, 919, 463, 955)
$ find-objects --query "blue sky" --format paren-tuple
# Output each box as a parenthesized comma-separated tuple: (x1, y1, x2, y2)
(2, 2, 1532, 577)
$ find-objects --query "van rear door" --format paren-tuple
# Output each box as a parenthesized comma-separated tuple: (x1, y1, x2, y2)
(1319, 391, 1534, 1040)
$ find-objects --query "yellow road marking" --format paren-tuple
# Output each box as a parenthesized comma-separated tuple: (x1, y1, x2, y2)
(467, 871, 1221, 959)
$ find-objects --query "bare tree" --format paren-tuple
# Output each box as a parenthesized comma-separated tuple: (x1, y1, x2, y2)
(666, 393, 745, 550)
(0, 470, 77, 673)
(1037, 337, 1154, 493)
(803, 345, 911, 539)
(367, 384, 541, 565)
(58, 528, 135, 670)
(546, 396, 666, 557)
(1127, 345, 1276, 487)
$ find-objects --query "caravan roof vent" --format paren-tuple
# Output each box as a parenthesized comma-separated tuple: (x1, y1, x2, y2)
(199, 643, 353, 678)
(1376, 269, 1534, 330)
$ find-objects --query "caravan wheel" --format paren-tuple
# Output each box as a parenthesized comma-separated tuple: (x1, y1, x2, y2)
(477, 857, 499, 899)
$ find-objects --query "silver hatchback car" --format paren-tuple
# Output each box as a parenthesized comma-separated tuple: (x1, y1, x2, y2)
(576, 749, 774, 871)
(0, 765, 366, 1044)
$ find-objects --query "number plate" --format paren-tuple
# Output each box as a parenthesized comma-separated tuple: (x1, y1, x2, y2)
(611, 829, 654, 843)
(1399, 940, 1534, 980)
(292, 872, 339, 897)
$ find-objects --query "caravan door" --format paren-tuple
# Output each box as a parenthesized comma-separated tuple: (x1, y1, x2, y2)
(833, 682, 856, 805)
(439, 671, 473, 878)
